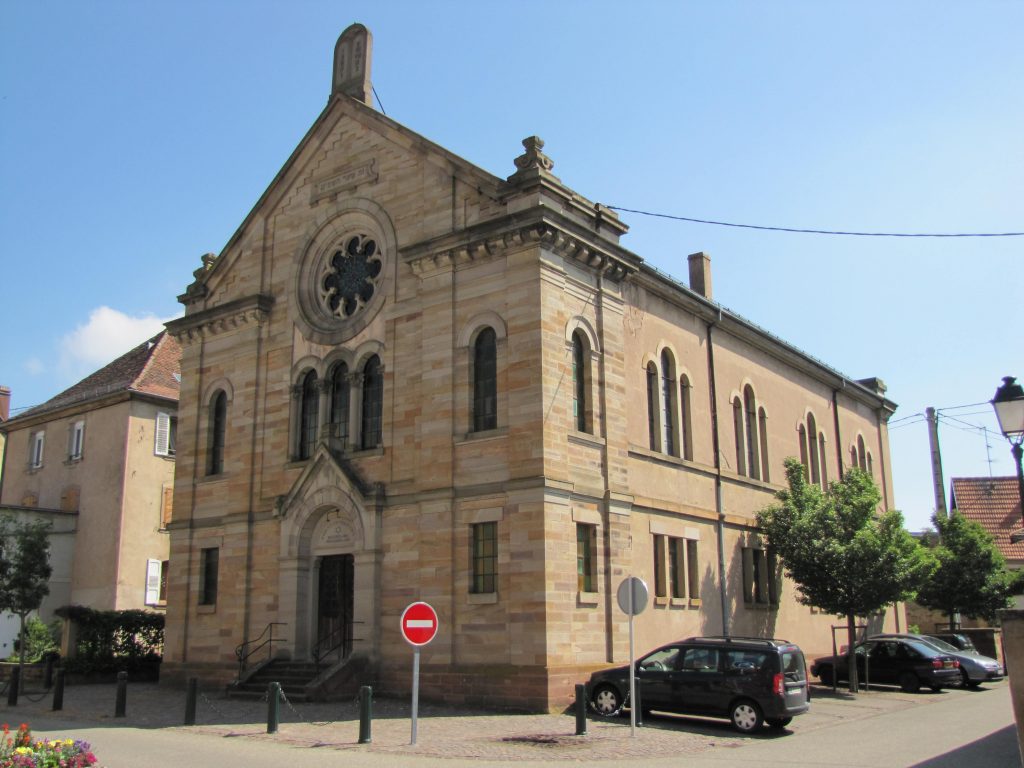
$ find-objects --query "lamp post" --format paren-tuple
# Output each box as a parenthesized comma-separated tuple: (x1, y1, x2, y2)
(992, 376, 1024, 541)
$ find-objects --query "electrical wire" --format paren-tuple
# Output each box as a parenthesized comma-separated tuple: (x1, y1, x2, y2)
(605, 206, 1024, 238)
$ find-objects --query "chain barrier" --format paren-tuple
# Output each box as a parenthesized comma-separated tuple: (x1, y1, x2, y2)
(198, 691, 237, 721)
(20, 689, 50, 703)
(277, 689, 336, 727)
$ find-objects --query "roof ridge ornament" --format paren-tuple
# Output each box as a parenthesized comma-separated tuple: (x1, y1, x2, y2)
(332, 23, 373, 104)
(513, 136, 554, 173)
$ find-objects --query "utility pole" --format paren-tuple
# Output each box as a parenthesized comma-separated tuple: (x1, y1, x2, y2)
(926, 407, 947, 519)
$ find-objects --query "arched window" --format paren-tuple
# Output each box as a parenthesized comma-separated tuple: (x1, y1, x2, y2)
(572, 331, 589, 433)
(798, 424, 809, 478)
(660, 350, 677, 457)
(857, 435, 867, 471)
(732, 397, 746, 476)
(807, 413, 820, 486)
(758, 408, 770, 482)
(329, 362, 350, 444)
(207, 390, 227, 476)
(867, 452, 874, 478)
(850, 446, 858, 471)
(297, 370, 319, 461)
(819, 433, 829, 487)
(744, 386, 760, 480)
(472, 327, 497, 432)
(646, 362, 660, 451)
(680, 374, 693, 461)
(361, 355, 383, 450)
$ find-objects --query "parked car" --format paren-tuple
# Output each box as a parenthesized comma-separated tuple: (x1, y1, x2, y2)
(926, 633, 977, 653)
(586, 636, 809, 733)
(871, 633, 1003, 688)
(810, 637, 960, 693)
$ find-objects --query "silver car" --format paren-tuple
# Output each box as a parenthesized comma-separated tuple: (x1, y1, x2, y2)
(870, 634, 1003, 688)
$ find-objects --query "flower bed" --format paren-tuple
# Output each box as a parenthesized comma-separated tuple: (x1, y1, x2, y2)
(1, 723, 98, 767)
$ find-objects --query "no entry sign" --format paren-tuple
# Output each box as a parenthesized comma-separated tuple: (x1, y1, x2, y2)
(401, 601, 439, 647)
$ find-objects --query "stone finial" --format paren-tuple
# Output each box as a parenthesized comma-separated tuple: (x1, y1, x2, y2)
(333, 23, 373, 104)
(513, 136, 554, 174)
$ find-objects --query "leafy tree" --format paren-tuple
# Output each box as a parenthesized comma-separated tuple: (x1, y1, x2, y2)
(915, 510, 1021, 629)
(756, 458, 935, 692)
(0, 516, 53, 675)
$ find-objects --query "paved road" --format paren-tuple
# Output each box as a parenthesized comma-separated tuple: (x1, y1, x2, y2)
(4, 681, 1020, 767)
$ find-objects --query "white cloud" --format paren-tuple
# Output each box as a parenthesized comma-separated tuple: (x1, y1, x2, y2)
(58, 307, 170, 379)
(24, 357, 45, 375)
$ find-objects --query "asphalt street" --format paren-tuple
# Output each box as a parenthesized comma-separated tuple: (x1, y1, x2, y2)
(5, 680, 1021, 767)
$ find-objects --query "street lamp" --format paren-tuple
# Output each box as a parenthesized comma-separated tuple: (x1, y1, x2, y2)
(991, 376, 1024, 542)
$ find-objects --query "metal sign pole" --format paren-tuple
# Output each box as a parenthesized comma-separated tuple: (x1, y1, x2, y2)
(411, 646, 420, 745)
(628, 577, 636, 738)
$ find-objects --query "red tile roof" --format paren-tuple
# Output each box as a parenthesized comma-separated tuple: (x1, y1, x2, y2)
(950, 476, 1024, 561)
(18, 332, 181, 419)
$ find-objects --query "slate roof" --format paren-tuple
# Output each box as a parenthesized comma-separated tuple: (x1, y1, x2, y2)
(16, 332, 181, 421)
(950, 476, 1024, 561)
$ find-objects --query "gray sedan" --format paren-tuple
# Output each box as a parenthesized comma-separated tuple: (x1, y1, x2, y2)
(870, 634, 1003, 688)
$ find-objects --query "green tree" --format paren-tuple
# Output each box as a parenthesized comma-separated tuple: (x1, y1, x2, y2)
(0, 516, 54, 675)
(756, 458, 935, 692)
(915, 510, 1020, 629)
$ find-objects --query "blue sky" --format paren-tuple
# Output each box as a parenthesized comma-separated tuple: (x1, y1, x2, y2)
(2, 1, 1022, 532)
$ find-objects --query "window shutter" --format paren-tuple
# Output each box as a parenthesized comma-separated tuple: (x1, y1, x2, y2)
(161, 485, 173, 528)
(145, 559, 161, 604)
(155, 412, 170, 455)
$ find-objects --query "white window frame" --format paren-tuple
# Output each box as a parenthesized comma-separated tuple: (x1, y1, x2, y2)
(145, 559, 162, 605)
(155, 411, 176, 457)
(30, 431, 45, 468)
(68, 420, 85, 461)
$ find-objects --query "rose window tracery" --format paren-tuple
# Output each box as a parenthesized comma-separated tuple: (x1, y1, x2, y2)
(319, 235, 383, 319)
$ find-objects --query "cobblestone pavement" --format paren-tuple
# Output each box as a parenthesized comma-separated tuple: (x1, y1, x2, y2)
(0, 681, 999, 762)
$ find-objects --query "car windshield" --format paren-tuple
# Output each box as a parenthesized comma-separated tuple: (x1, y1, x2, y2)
(905, 640, 940, 657)
(922, 636, 958, 653)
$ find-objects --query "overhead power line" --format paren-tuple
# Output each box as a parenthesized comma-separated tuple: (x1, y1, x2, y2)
(605, 206, 1024, 238)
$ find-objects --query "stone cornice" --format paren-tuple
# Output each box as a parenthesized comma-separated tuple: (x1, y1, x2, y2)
(402, 211, 641, 282)
(166, 294, 275, 345)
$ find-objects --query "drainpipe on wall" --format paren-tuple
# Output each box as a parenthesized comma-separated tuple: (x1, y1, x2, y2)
(705, 317, 730, 637)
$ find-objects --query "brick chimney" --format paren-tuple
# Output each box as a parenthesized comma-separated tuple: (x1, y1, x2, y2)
(688, 252, 712, 300)
(0, 386, 10, 422)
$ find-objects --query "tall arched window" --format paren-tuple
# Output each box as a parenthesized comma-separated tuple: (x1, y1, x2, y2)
(759, 407, 770, 482)
(819, 433, 829, 487)
(857, 435, 867, 471)
(472, 327, 497, 432)
(297, 370, 319, 461)
(329, 362, 350, 444)
(743, 386, 760, 480)
(732, 397, 746, 476)
(207, 390, 227, 476)
(361, 355, 383, 450)
(660, 350, 677, 457)
(572, 331, 589, 433)
(807, 413, 820, 486)
(679, 374, 693, 461)
(646, 362, 660, 451)
(798, 424, 809, 477)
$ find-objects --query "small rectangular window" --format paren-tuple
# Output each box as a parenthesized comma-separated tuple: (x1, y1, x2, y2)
(155, 412, 177, 457)
(743, 547, 778, 606)
(470, 522, 497, 594)
(159, 559, 169, 603)
(576, 523, 597, 593)
(653, 534, 667, 598)
(686, 538, 700, 599)
(30, 431, 45, 468)
(669, 537, 686, 598)
(146, 559, 169, 606)
(199, 547, 219, 606)
(68, 420, 85, 460)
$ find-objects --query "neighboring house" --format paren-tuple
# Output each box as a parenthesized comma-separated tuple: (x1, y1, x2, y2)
(162, 24, 902, 710)
(0, 332, 180, 652)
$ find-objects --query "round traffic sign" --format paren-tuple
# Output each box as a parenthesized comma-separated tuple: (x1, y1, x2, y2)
(616, 576, 649, 616)
(400, 601, 439, 646)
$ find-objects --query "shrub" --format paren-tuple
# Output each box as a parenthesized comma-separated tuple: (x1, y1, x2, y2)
(9, 617, 60, 663)
(56, 605, 163, 677)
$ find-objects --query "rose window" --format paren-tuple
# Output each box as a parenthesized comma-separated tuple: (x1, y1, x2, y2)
(320, 234, 383, 318)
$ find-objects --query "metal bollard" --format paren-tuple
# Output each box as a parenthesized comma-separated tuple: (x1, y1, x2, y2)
(267, 682, 281, 734)
(358, 685, 373, 744)
(575, 684, 588, 736)
(184, 677, 198, 726)
(52, 669, 65, 711)
(44, 656, 55, 689)
(7, 666, 19, 706)
(115, 671, 128, 717)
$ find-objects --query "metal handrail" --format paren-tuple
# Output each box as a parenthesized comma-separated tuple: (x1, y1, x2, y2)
(312, 621, 363, 673)
(235, 622, 288, 679)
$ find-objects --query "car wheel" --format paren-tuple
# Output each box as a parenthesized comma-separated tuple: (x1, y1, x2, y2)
(591, 684, 623, 717)
(959, 668, 982, 690)
(766, 716, 793, 729)
(898, 672, 921, 693)
(730, 699, 764, 733)
(817, 666, 834, 686)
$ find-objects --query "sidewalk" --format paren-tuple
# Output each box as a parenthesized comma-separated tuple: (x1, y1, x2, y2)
(2, 681, 1004, 763)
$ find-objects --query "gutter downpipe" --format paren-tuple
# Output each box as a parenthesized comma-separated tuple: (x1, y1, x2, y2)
(706, 311, 730, 637)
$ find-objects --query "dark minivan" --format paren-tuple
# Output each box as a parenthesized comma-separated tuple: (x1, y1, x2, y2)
(586, 636, 809, 733)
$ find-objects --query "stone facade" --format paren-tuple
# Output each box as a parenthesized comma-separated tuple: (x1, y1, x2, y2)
(162, 24, 903, 710)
